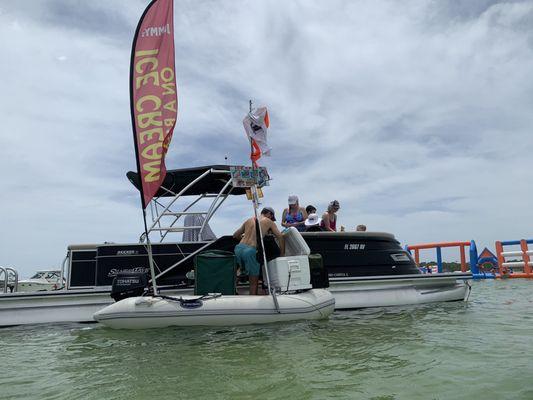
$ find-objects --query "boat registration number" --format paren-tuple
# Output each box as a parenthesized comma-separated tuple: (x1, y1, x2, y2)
(344, 243, 366, 250)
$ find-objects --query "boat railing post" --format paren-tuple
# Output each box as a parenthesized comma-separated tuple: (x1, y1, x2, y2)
(60, 253, 69, 290)
(154, 240, 214, 280)
(149, 201, 164, 241)
(146, 169, 212, 234)
(0, 267, 6, 293)
(199, 180, 232, 237)
(159, 194, 206, 242)
(251, 184, 280, 313)
(5, 268, 18, 293)
(201, 192, 231, 235)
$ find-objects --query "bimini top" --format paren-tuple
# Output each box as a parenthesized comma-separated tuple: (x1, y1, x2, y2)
(127, 165, 247, 197)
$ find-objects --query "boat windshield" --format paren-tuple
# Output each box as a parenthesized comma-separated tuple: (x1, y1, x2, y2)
(44, 272, 60, 281)
(29, 271, 60, 280)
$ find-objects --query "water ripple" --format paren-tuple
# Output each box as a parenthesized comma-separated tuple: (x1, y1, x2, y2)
(1, 280, 533, 399)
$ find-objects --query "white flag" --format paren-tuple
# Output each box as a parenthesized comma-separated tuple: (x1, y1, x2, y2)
(243, 107, 270, 162)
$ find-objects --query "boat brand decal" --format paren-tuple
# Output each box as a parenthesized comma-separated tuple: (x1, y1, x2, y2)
(107, 267, 150, 278)
(116, 250, 138, 255)
(116, 277, 142, 285)
(343, 243, 366, 250)
(179, 300, 203, 309)
(390, 253, 411, 262)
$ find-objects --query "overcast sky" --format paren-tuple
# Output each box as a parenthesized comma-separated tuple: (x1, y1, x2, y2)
(1, 0, 532, 277)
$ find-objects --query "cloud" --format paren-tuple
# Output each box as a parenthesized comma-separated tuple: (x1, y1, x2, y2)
(1, 0, 533, 276)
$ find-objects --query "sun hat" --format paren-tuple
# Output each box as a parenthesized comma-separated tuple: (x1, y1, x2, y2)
(261, 207, 276, 221)
(288, 195, 299, 205)
(304, 213, 321, 226)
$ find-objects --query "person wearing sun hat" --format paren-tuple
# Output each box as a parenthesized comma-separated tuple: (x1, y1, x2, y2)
(304, 213, 323, 232)
(281, 195, 308, 232)
(320, 200, 340, 232)
(305, 205, 317, 215)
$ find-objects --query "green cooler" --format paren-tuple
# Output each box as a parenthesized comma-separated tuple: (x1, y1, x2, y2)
(194, 250, 236, 295)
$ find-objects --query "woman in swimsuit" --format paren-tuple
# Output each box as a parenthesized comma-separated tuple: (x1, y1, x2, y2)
(321, 200, 340, 232)
(281, 195, 308, 232)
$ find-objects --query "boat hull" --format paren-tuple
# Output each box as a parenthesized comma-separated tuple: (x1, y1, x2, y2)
(0, 289, 113, 327)
(0, 273, 470, 326)
(0, 287, 185, 327)
(17, 282, 58, 292)
(93, 289, 335, 329)
(330, 273, 471, 309)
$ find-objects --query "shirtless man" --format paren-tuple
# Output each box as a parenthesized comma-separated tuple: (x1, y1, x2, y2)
(233, 207, 285, 295)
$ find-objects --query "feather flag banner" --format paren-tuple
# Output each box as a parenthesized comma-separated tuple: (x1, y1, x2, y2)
(130, 0, 178, 208)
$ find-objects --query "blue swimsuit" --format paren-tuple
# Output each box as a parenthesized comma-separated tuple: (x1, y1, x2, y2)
(286, 210, 305, 232)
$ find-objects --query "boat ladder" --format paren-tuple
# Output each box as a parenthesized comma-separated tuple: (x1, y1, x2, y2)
(143, 168, 235, 243)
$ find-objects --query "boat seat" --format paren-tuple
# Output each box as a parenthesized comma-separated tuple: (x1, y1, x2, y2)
(283, 227, 311, 256)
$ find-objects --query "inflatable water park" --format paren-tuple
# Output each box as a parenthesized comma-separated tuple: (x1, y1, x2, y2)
(405, 238, 533, 279)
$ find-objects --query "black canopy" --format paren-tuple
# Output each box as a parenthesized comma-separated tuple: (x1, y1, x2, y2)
(127, 165, 247, 197)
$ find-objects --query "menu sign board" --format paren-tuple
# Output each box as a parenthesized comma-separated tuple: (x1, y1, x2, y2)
(230, 166, 270, 188)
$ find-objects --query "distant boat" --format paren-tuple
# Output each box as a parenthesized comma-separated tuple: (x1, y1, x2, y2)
(17, 270, 65, 292)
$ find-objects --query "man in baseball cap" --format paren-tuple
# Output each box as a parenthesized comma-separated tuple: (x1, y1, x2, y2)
(233, 206, 284, 294)
(261, 206, 276, 221)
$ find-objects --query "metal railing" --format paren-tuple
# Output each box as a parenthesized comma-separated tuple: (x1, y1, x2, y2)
(143, 168, 233, 244)
(0, 267, 18, 293)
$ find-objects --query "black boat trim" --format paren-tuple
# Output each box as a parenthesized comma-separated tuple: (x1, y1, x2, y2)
(335, 297, 466, 311)
(329, 273, 472, 282)
(127, 165, 248, 197)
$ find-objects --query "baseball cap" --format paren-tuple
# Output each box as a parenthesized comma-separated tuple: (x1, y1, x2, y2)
(261, 207, 276, 221)
(288, 195, 299, 205)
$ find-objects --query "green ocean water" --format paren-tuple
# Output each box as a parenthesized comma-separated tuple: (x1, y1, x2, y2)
(1, 280, 532, 400)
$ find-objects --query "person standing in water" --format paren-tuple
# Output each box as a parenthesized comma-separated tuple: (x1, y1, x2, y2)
(233, 207, 285, 295)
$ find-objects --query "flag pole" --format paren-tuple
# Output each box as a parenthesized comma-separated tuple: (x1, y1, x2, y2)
(248, 100, 279, 312)
(129, 0, 164, 296)
(142, 212, 159, 295)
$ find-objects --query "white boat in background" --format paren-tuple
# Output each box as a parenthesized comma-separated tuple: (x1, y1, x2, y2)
(17, 270, 65, 292)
